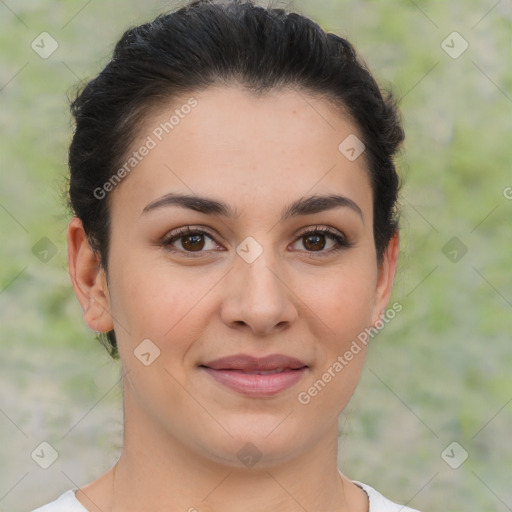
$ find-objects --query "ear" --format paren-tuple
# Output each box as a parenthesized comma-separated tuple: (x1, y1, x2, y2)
(67, 217, 114, 333)
(370, 231, 400, 326)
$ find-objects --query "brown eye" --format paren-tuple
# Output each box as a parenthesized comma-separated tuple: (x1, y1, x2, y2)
(292, 226, 352, 256)
(302, 232, 330, 251)
(180, 233, 206, 251)
(161, 227, 219, 257)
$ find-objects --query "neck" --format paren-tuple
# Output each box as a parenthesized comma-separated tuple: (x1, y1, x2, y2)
(109, 400, 351, 512)
(76, 387, 369, 512)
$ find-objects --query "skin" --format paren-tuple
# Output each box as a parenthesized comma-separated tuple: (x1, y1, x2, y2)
(68, 85, 399, 512)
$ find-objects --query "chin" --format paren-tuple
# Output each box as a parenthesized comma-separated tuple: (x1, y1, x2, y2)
(191, 417, 312, 469)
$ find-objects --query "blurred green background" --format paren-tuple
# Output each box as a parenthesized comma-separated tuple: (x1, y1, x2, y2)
(1, 1, 510, 511)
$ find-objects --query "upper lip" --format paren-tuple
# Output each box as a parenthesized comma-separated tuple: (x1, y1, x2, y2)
(201, 354, 308, 371)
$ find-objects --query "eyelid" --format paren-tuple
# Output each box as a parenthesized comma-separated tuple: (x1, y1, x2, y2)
(295, 224, 345, 239)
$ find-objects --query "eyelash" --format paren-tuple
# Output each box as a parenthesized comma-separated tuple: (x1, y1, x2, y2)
(160, 225, 353, 258)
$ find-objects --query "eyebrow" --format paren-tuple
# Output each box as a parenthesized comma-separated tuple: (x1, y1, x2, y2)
(142, 192, 363, 222)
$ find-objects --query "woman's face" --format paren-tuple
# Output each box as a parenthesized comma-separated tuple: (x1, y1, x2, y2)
(71, 85, 398, 468)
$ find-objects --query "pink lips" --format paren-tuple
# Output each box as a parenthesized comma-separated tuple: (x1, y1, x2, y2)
(200, 353, 308, 397)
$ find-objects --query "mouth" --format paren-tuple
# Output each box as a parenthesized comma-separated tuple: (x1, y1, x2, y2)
(199, 353, 309, 397)
(208, 368, 297, 375)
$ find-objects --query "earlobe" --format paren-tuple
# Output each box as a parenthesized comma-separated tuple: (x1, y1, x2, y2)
(370, 231, 400, 326)
(67, 217, 114, 333)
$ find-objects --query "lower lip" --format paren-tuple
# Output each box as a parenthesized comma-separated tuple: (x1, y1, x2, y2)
(201, 367, 308, 397)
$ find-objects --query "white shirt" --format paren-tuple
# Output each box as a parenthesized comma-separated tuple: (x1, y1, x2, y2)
(30, 481, 421, 511)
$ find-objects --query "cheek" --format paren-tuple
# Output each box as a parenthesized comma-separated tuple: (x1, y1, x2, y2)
(298, 258, 377, 389)
(107, 252, 218, 352)
(305, 260, 378, 339)
(294, 268, 375, 421)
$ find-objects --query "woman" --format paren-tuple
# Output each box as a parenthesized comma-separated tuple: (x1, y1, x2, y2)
(32, 0, 420, 510)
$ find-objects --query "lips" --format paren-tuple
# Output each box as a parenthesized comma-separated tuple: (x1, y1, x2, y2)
(201, 353, 308, 372)
(200, 354, 308, 396)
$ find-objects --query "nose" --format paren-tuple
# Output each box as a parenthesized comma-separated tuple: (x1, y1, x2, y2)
(220, 243, 298, 336)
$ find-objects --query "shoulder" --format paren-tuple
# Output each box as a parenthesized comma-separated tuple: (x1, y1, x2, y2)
(353, 480, 422, 512)
(29, 489, 88, 512)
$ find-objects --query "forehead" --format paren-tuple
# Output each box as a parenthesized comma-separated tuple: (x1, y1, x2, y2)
(110, 85, 372, 220)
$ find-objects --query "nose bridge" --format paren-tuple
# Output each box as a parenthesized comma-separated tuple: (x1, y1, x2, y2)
(236, 235, 283, 301)
(221, 235, 297, 334)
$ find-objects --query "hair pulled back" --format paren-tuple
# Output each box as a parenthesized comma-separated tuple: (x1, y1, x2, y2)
(68, 0, 404, 358)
